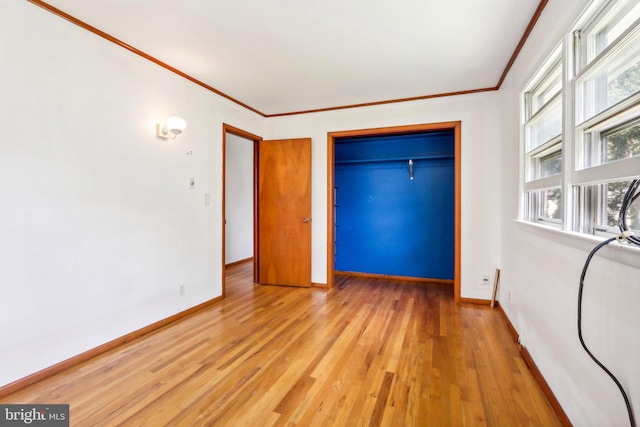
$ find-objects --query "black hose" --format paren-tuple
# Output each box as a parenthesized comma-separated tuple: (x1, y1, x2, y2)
(578, 178, 639, 427)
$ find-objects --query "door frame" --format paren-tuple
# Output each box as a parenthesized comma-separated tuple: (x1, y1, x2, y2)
(222, 124, 262, 296)
(327, 121, 462, 301)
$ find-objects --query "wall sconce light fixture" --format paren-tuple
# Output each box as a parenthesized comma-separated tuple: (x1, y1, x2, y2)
(157, 116, 187, 139)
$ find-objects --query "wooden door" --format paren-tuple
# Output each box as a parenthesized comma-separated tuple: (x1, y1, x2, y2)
(258, 138, 312, 287)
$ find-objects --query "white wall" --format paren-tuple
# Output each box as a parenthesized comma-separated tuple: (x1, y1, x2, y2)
(498, 0, 640, 425)
(0, 2, 264, 387)
(225, 133, 254, 264)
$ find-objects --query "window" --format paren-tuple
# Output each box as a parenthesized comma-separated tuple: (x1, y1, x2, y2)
(522, 0, 640, 237)
(525, 188, 563, 223)
(576, 30, 640, 123)
(573, 0, 640, 236)
(580, 113, 640, 168)
(577, 179, 640, 235)
(580, 0, 640, 63)
(522, 47, 563, 225)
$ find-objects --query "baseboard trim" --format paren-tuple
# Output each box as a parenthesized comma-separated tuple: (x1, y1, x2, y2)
(0, 295, 224, 398)
(496, 305, 572, 427)
(496, 303, 520, 344)
(225, 257, 253, 268)
(519, 346, 573, 427)
(459, 297, 492, 305)
(334, 271, 454, 285)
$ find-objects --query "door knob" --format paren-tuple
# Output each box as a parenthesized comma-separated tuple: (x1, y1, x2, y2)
(302, 217, 311, 223)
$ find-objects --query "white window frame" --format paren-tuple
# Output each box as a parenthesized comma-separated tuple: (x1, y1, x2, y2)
(573, 0, 640, 237)
(521, 46, 564, 227)
(521, 0, 640, 238)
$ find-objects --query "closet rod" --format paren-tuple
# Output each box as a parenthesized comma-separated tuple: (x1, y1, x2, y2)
(335, 155, 453, 165)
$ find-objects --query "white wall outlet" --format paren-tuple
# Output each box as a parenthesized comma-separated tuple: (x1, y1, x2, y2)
(180, 285, 185, 296)
(482, 274, 490, 286)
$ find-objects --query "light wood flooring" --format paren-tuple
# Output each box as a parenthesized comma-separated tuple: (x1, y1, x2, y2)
(1, 262, 561, 426)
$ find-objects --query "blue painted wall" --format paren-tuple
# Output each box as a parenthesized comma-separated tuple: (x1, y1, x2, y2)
(334, 131, 455, 280)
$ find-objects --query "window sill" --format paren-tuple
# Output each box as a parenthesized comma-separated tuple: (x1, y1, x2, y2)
(514, 220, 640, 269)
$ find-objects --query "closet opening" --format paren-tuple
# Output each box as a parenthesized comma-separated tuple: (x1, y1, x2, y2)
(327, 122, 461, 300)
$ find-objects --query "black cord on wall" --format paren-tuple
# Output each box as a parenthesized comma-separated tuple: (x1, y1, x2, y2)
(578, 178, 639, 427)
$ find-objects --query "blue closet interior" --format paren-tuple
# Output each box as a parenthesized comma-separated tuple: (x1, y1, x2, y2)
(334, 130, 455, 280)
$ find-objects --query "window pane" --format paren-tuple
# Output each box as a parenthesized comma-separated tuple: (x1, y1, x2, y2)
(541, 188, 562, 220)
(586, 1, 640, 63)
(582, 116, 640, 167)
(603, 118, 640, 162)
(530, 64, 562, 116)
(526, 188, 563, 222)
(526, 97, 562, 151)
(600, 180, 640, 230)
(527, 143, 562, 181)
(578, 34, 640, 122)
(540, 151, 563, 177)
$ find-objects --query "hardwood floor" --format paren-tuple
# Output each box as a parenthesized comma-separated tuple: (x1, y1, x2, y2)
(1, 262, 561, 426)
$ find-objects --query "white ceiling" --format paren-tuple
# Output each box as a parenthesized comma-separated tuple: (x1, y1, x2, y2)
(40, 0, 543, 116)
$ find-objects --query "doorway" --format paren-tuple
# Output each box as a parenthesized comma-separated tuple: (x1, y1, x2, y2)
(327, 122, 461, 301)
(222, 124, 261, 296)
(222, 126, 313, 293)
(225, 133, 255, 266)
